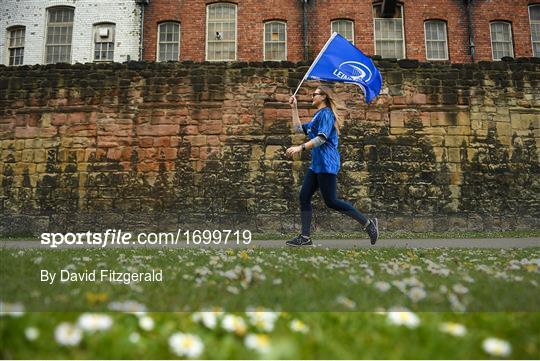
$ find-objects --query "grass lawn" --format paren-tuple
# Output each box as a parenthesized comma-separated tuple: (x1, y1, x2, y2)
(1, 246, 539, 358)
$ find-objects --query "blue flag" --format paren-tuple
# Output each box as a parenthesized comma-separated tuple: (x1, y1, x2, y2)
(302, 32, 382, 103)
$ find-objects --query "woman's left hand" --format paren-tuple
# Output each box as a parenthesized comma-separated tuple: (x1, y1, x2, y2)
(286, 145, 302, 157)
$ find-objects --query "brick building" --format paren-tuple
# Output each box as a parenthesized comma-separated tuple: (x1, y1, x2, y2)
(2, 0, 539, 66)
(0, 0, 144, 66)
(143, 0, 540, 63)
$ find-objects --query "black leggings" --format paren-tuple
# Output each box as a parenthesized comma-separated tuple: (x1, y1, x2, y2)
(299, 169, 369, 236)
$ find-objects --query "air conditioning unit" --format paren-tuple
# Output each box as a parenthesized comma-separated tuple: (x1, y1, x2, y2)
(99, 28, 109, 38)
(95, 27, 114, 42)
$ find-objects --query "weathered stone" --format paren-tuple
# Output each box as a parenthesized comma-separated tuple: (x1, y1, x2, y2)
(0, 61, 538, 234)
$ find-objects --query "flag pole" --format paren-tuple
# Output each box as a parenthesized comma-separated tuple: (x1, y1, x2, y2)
(292, 32, 338, 97)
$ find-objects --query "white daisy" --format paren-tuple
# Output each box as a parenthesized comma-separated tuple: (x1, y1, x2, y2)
(222, 314, 247, 335)
(54, 322, 83, 346)
(336, 295, 356, 309)
(246, 309, 279, 332)
(439, 322, 467, 336)
(244, 333, 271, 353)
(77, 313, 113, 332)
(191, 311, 221, 329)
(129, 332, 141, 343)
(168, 332, 204, 358)
(138, 316, 154, 331)
(387, 308, 420, 328)
(407, 287, 427, 302)
(289, 319, 309, 333)
(24, 327, 39, 341)
(452, 283, 469, 294)
(107, 300, 147, 313)
(482, 337, 511, 357)
(374, 281, 391, 292)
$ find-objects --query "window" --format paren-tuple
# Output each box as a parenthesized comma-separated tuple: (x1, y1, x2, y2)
(373, 4, 405, 59)
(45, 7, 74, 64)
(530, 5, 540, 57)
(264, 21, 286, 61)
(206, 3, 236, 61)
(490, 22, 514, 60)
(93, 23, 115, 62)
(158, 22, 180, 61)
(424, 20, 448, 60)
(331, 19, 354, 43)
(7, 26, 25, 66)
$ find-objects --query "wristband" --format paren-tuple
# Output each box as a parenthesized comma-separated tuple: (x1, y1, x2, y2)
(301, 143, 306, 151)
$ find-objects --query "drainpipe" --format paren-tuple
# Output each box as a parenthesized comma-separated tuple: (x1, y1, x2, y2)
(465, 0, 475, 63)
(303, 0, 309, 61)
(136, 0, 149, 61)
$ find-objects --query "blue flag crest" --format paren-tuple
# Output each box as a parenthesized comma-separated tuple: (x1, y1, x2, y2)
(301, 32, 382, 103)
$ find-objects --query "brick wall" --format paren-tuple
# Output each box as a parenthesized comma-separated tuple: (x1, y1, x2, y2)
(0, 58, 539, 235)
(471, 0, 538, 61)
(0, 0, 141, 65)
(143, 0, 539, 63)
(142, 0, 305, 62)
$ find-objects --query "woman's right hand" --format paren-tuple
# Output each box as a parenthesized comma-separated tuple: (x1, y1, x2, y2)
(289, 96, 297, 108)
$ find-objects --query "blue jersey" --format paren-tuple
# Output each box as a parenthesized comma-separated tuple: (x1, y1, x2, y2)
(301, 107, 340, 174)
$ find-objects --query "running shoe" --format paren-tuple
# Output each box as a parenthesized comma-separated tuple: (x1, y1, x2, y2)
(365, 218, 379, 245)
(286, 234, 313, 247)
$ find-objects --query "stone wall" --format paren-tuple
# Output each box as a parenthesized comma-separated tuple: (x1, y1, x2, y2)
(0, 59, 539, 235)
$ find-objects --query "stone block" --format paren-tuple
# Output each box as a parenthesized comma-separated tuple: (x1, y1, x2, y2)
(430, 112, 449, 126)
(390, 127, 408, 135)
(425, 135, 445, 146)
(139, 137, 154, 148)
(390, 111, 404, 128)
(200, 120, 222, 134)
(184, 135, 207, 146)
(445, 135, 467, 147)
(160, 147, 178, 160)
(137, 124, 179, 136)
(412, 93, 427, 104)
(433, 147, 445, 162)
(447, 126, 470, 136)
(154, 137, 171, 147)
(181, 125, 199, 135)
(447, 147, 461, 163)
(456, 112, 470, 126)
(265, 145, 284, 160)
(418, 127, 446, 136)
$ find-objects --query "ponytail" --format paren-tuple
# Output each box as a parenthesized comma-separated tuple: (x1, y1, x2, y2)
(317, 85, 342, 135)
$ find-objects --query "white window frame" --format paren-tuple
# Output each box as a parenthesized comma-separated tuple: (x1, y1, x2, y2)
(263, 21, 287, 61)
(44, 6, 74, 64)
(93, 23, 115, 62)
(424, 20, 449, 61)
(157, 21, 181, 62)
(7, 26, 25, 66)
(529, 5, 540, 57)
(373, 4, 406, 59)
(331, 19, 355, 44)
(489, 21, 514, 60)
(205, 3, 237, 62)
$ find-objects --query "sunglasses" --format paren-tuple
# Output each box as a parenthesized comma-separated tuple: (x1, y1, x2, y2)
(312, 92, 325, 97)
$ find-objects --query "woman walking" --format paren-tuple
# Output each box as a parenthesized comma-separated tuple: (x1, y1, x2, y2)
(285, 85, 379, 246)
